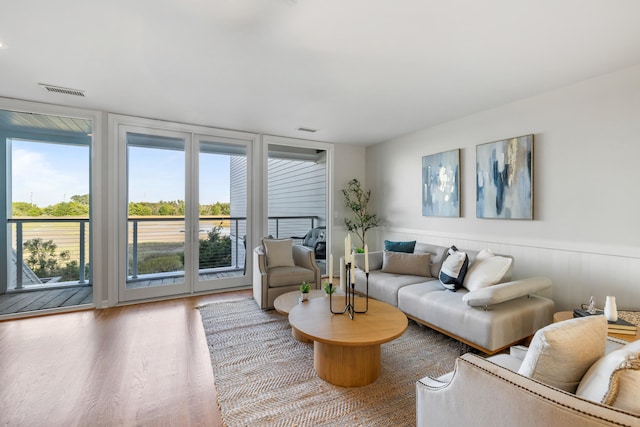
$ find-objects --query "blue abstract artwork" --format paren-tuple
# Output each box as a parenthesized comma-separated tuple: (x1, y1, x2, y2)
(476, 135, 533, 219)
(422, 149, 460, 217)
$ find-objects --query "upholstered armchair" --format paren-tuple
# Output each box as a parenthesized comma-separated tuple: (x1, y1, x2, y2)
(253, 238, 321, 309)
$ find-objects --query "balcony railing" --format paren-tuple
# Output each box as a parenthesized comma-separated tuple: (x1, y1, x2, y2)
(9, 215, 320, 290)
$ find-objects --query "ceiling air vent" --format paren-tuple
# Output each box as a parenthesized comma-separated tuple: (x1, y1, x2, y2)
(297, 127, 318, 133)
(38, 83, 86, 97)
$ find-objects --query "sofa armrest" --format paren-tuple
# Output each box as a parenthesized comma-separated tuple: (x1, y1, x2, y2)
(417, 353, 640, 427)
(292, 245, 321, 288)
(292, 244, 314, 269)
(253, 246, 268, 308)
(462, 276, 552, 307)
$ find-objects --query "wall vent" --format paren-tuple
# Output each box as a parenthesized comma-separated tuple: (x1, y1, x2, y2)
(297, 127, 318, 133)
(38, 83, 86, 97)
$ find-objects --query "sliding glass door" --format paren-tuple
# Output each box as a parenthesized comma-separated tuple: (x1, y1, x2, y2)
(194, 137, 249, 293)
(116, 119, 252, 302)
(120, 128, 191, 300)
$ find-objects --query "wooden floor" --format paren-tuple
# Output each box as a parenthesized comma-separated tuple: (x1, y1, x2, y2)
(0, 289, 252, 426)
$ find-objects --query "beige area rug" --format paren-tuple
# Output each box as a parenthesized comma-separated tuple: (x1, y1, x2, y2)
(199, 298, 461, 427)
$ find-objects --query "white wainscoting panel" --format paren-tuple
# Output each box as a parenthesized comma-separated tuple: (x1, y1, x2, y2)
(374, 228, 640, 312)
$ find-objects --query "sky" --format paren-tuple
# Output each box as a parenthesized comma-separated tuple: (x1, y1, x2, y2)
(12, 139, 231, 207)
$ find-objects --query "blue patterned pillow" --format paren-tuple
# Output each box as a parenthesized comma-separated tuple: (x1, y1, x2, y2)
(384, 240, 416, 253)
(439, 245, 469, 291)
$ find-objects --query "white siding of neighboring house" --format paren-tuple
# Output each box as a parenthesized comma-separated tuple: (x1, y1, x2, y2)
(267, 158, 326, 240)
(230, 156, 327, 245)
(230, 156, 247, 270)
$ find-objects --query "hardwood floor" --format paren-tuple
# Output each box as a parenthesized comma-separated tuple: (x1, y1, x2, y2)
(0, 289, 252, 426)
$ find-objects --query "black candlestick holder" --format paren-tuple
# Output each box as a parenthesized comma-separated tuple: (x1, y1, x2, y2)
(329, 261, 369, 319)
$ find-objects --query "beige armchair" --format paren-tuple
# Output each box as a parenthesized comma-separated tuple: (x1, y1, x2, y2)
(253, 238, 321, 309)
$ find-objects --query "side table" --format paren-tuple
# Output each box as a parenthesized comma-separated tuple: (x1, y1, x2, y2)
(553, 311, 639, 342)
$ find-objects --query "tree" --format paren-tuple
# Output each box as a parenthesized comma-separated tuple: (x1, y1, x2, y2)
(342, 178, 381, 249)
(23, 238, 70, 278)
(129, 203, 153, 216)
(193, 223, 232, 269)
(158, 204, 175, 216)
(12, 202, 42, 217)
(70, 194, 89, 205)
(44, 202, 89, 217)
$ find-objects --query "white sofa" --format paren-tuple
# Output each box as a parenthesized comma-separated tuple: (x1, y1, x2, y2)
(353, 242, 555, 354)
(417, 316, 640, 426)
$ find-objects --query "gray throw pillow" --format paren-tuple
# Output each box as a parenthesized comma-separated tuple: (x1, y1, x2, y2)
(381, 251, 431, 277)
(262, 238, 295, 268)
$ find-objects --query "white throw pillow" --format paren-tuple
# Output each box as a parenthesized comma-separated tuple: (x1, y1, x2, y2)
(576, 340, 640, 413)
(439, 246, 468, 291)
(262, 238, 295, 268)
(518, 316, 607, 393)
(463, 248, 512, 292)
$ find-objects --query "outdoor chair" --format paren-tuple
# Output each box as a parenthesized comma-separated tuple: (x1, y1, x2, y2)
(253, 237, 320, 309)
(292, 226, 326, 260)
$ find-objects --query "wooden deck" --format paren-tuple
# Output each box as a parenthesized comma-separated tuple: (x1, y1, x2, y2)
(0, 269, 245, 316)
(0, 286, 93, 315)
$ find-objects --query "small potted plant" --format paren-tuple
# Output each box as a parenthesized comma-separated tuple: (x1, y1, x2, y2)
(300, 281, 311, 301)
(323, 280, 336, 296)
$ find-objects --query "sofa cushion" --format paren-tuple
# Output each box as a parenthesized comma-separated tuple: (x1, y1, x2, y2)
(398, 281, 554, 352)
(518, 316, 607, 393)
(463, 248, 512, 292)
(576, 340, 640, 412)
(267, 265, 315, 287)
(439, 246, 468, 291)
(262, 238, 295, 268)
(384, 240, 416, 253)
(354, 269, 432, 307)
(353, 251, 383, 271)
(381, 251, 431, 277)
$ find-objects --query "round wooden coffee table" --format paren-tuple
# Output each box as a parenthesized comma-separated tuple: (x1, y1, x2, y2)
(273, 289, 326, 315)
(274, 290, 326, 343)
(289, 296, 408, 387)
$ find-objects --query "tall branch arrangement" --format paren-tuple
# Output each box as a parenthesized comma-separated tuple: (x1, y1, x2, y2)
(342, 178, 380, 249)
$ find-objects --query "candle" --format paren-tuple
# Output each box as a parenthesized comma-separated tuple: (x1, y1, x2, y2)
(347, 234, 352, 262)
(344, 236, 350, 263)
(328, 254, 333, 284)
(351, 250, 356, 284)
(364, 244, 369, 273)
(339, 256, 346, 292)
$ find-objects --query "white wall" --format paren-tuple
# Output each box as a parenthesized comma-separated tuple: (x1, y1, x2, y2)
(330, 143, 366, 269)
(366, 64, 640, 311)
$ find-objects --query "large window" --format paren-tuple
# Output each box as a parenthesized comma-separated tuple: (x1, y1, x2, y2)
(1, 108, 94, 315)
(114, 116, 253, 303)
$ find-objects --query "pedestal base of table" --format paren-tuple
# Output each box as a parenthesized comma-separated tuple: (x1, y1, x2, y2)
(314, 341, 381, 387)
(291, 326, 312, 343)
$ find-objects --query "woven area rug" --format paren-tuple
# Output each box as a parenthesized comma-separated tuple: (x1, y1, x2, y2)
(199, 298, 461, 427)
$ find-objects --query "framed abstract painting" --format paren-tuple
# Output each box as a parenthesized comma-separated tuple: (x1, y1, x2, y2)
(422, 149, 460, 217)
(476, 134, 533, 220)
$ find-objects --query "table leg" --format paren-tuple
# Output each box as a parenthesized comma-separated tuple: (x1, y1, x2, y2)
(314, 341, 381, 387)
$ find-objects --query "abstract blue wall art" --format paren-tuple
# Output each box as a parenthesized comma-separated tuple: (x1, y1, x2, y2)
(476, 135, 533, 220)
(422, 149, 460, 217)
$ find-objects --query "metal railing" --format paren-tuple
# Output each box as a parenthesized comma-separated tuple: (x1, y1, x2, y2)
(9, 218, 89, 290)
(9, 215, 320, 289)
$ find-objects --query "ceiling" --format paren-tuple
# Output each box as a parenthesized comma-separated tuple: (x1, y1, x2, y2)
(1, 0, 640, 145)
